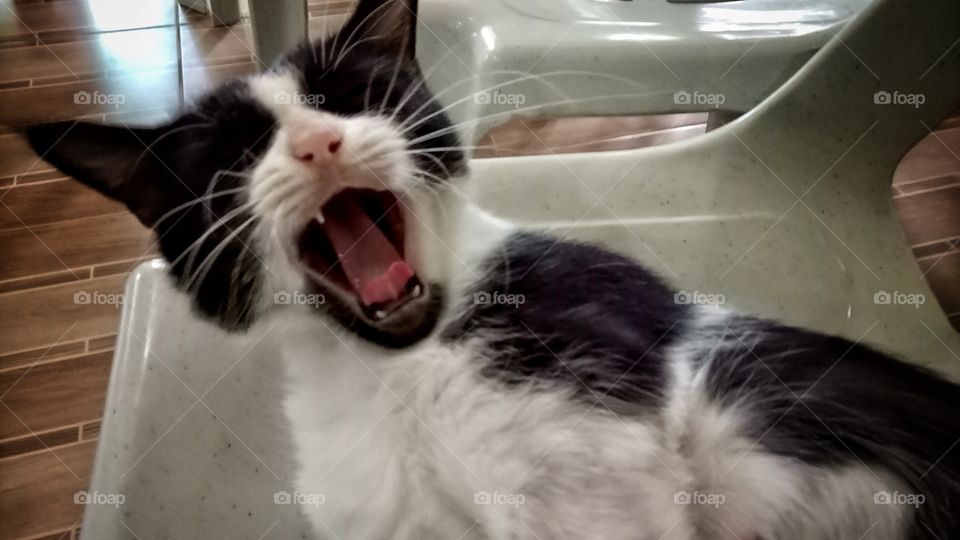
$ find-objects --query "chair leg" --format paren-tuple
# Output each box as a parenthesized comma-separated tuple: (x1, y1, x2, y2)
(209, 0, 242, 26)
(248, 0, 308, 69)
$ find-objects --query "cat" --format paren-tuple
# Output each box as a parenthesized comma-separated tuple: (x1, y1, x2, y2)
(25, 0, 960, 538)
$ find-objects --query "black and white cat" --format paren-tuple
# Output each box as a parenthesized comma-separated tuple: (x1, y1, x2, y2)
(26, 0, 960, 538)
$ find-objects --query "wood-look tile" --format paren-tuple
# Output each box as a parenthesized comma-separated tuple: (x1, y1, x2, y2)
(0, 178, 124, 230)
(91, 257, 156, 278)
(895, 173, 960, 195)
(0, 267, 90, 294)
(0, 339, 85, 372)
(919, 250, 960, 317)
(0, 440, 95, 540)
(22, 528, 76, 540)
(0, 68, 180, 126)
(892, 126, 960, 184)
(476, 115, 709, 158)
(182, 60, 256, 103)
(0, 212, 152, 281)
(79, 420, 100, 441)
(0, 0, 177, 39)
(0, 273, 125, 353)
(180, 22, 254, 68)
(912, 239, 955, 259)
(86, 334, 115, 352)
(893, 186, 960, 246)
(0, 132, 57, 184)
(0, 26, 180, 85)
(0, 425, 78, 459)
(0, 349, 112, 439)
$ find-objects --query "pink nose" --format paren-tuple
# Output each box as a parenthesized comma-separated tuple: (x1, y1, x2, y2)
(290, 126, 343, 165)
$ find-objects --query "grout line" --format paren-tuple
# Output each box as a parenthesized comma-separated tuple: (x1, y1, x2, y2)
(0, 437, 95, 463)
(0, 347, 114, 375)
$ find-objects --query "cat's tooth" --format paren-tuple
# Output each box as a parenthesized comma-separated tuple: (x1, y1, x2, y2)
(374, 310, 387, 320)
(410, 284, 421, 298)
(314, 211, 325, 225)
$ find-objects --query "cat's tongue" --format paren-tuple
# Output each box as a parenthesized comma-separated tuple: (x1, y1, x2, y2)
(321, 195, 414, 307)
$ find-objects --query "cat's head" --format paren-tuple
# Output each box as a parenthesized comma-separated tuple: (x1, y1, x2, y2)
(25, 0, 466, 348)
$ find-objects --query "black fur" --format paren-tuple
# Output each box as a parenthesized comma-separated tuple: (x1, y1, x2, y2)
(444, 232, 689, 407)
(695, 315, 960, 538)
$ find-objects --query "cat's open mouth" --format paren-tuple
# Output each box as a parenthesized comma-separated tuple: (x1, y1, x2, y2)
(297, 188, 424, 320)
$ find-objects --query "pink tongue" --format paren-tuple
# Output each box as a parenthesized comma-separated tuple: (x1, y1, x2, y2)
(321, 196, 414, 307)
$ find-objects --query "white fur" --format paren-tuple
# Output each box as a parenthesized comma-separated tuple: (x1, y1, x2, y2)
(242, 71, 912, 539)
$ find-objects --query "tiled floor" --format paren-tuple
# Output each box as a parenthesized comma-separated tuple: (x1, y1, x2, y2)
(0, 1, 957, 539)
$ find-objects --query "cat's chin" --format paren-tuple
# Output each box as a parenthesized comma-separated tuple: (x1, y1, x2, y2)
(306, 280, 445, 349)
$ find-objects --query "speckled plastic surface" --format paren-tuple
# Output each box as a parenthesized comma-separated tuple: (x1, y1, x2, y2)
(83, 0, 960, 537)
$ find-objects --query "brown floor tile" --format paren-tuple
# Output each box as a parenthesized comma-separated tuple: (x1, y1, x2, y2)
(79, 420, 99, 441)
(0, 212, 152, 282)
(0, 339, 85, 372)
(893, 186, 960, 246)
(0, 178, 124, 230)
(0, 0, 177, 39)
(0, 425, 79, 459)
(919, 250, 960, 317)
(0, 268, 90, 295)
(91, 257, 156, 278)
(182, 60, 256, 103)
(0, 440, 95, 539)
(180, 22, 254, 68)
(0, 273, 125, 353)
(893, 126, 960, 183)
(895, 173, 960, 195)
(0, 132, 57, 184)
(0, 349, 112, 440)
(0, 26, 180, 86)
(86, 334, 115, 353)
(0, 68, 180, 126)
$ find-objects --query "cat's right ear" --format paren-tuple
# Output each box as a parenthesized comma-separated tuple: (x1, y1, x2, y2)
(339, 0, 419, 62)
(24, 120, 181, 227)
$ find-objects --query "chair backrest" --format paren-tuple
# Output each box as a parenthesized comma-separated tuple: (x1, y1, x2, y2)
(417, 0, 960, 374)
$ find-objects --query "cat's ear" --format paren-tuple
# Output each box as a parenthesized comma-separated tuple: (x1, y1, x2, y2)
(340, 0, 418, 62)
(24, 120, 180, 227)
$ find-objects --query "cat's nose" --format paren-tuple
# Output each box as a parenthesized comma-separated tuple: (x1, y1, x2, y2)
(289, 126, 343, 166)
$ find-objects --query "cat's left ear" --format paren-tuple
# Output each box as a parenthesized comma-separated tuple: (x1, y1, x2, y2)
(339, 0, 419, 62)
(24, 120, 183, 227)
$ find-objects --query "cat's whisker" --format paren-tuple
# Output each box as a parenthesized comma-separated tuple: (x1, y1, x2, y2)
(172, 201, 255, 277)
(151, 186, 247, 229)
(185, 214, 258, 292)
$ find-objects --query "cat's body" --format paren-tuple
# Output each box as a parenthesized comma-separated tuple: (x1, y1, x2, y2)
(24, 0, 960, 538)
